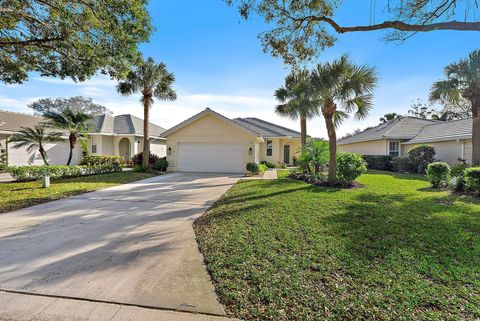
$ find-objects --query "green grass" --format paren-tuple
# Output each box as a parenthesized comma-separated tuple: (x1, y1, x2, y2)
(276, 169, 291, 178)
(195, 171, 480, 321)
(0, 171, 160, 213)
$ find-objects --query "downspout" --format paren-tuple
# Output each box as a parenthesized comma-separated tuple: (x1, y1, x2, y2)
(461, 140, 465, 160)
(5, 136, 8, 166)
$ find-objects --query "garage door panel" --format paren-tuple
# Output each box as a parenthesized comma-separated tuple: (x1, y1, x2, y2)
(178, 143, 243, 173)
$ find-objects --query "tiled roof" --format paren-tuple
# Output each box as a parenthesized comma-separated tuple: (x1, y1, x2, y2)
(403, 118, 472, 144)
(90, 114, 166, 137)
(338, 116, 438, 144)
(0, 110, 45, 133)
(233, 117, 302, 138)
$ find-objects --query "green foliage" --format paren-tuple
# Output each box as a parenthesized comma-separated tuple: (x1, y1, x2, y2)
(336, 152, 367, 184)
(1, 0, 151, 84)
(276, 162, 287, 169)
(299, 139, 329, 173)
(246, 162, 260, 174)
(464, 167, 480, 195)
(80, 155, 124, 166)
(29, 97, 111, 117)
(426, 162, 450, 188)
(450, 161, 470, 178)
(258, 163, 268, 173)
(7, 164, 122, 182)
(392, 156, 410, 172)
(152, 157, 169, 172)
(362, 155, 393, 171)
(260, 161, 276, 168)
(133, 165, 147, 173)
(407, 145, 436, 173)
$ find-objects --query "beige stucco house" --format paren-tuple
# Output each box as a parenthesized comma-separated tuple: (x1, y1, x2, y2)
(338, 116, 473, 164)
(162, 108, 302, 173)
(0, 110, 166, 166)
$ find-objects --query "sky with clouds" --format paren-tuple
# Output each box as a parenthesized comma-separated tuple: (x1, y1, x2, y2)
(1, 1, 480, 138)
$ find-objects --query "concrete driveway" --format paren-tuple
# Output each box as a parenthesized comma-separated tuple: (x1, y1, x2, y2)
(0, 173, 241, 320)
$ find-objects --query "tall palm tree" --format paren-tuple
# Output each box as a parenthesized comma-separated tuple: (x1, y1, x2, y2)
(43, 108, 92, 165)
(274, 69, 318, 147)
(311, 56, 377, 183)
(380, 112, 399, 123)
(430, 49, 480, 165)
(117, 57, 177, 169)
(9, 125, 64, 165)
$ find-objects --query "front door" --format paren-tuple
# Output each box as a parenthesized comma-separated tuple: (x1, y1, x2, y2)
(283, 145, 290, 164)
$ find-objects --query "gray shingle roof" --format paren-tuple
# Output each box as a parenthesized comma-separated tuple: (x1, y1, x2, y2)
(233, 117, 302, 138)
(338, 116, 438, 144)
(0, 110, 45, 133)
(90, 114, 166, 137)
(403, 118, 472, 144)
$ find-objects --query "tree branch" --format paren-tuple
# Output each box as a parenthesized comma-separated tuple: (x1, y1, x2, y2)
(0, 37, 65, 47)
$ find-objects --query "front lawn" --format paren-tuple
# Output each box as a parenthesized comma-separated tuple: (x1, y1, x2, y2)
(0, 171, 160, 213)
(195, 171, 480, 321)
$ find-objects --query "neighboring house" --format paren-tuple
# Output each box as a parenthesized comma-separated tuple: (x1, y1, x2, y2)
(338, 116, 473, 164)
(0, 110, 166, 166)
(162, 108, 302, 173)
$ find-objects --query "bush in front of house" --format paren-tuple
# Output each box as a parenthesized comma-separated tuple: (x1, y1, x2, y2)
(407, 144, 435, 173)
(259, 163, 268, 173)
(246, 162, 260, 174)
(450, 161, 470, 178)
(260, 161, 276, 168)
(336, 152, 367, 184)
(7, 164, 122, 182)
(464, 167, 480, 195)
(362, 155, 393, 171)
(80, 155, 124, 166)
(152, 157, 169, 171)
(426, 162, 450, 188)
(392, 156, 410, 172)
(131, 152, 160, 167)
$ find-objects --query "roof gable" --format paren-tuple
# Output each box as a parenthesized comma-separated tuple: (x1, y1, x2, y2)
(233, 117, 302, 138)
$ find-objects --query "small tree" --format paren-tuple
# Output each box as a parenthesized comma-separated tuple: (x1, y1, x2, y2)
(9, 125, 64, 165)
(408, 145, 436, 173)
(299, 139, 329, 173)
(43, 108, 92, 165)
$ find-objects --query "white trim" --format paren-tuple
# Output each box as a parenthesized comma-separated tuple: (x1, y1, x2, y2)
(402, 134, 472, 144)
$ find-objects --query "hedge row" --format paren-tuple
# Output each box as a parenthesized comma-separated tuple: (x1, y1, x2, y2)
(80, 155, 124, 166)
(7, 164, 122, 182)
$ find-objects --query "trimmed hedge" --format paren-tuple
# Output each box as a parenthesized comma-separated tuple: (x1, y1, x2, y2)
(362, 155, 393, 171)
(464, 167, 480, 195)
(392, 156, 410, 172)
(7, 164, 122, 182)
(408, 144, 435, 173)
(246, 162, 260, 174)
(80, 155, 124, 166)
(426, 162, 450, 188)
(336, 152, 367, 183)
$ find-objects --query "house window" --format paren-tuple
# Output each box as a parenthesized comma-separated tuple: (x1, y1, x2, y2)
(91, 143, 97, 154)
(266, 140, 273, 156)
(389, 141, 400, 157)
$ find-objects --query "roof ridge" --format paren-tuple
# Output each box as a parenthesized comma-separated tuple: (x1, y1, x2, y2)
(422, 117, 472, 127)
(0, 109, 43, 119)
(237, 117, 301, 135)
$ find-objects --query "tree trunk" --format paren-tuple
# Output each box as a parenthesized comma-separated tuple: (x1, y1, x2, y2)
(142, 94, 151, 169)
(472, 102, 480, 165)
(300, 115, 307, 147)
(39, 146, 49, 165)
(324, 114, 337, 183)
(66, 133, 76, 166)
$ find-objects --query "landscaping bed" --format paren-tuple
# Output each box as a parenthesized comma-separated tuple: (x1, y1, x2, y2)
(195, 171, 480, 321)
(0, 171, 161, 213)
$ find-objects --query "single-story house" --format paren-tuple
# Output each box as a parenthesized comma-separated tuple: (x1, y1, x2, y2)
(338, 116, 473, 164)
(0, 110, 166, 166)
(162, 108, 302, 173)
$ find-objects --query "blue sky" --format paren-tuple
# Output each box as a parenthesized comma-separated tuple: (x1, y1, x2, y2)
(1, 0, 479, 138)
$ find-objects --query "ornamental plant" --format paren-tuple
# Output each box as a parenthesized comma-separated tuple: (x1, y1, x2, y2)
(426, 162, 450, 188)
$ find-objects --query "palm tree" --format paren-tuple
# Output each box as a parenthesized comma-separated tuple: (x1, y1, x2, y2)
(9, 125, 64, 165)
(430, 49, 480, 165)
(380, 112, 399, 123)
(274, 69, 319, 147)
(311, 56, 377, 183)
(117, 57, 177, 169)
(43, 108, 92, 165)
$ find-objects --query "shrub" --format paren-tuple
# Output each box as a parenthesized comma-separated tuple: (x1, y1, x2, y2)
(7, 164, 122, 182)
(392, 156, 410, 172)
(362, 155, 393, 171)
(152, 157, 169, 171)
(276, 162, 287, 169)
(407, 144, 435, 173)
(246, 162, 260, 174)
(336, 152, 367, 184)
(258, 163, 268, 173)
(450, 161, 470, 178)
(426, 162, 450, 188)
(464, 167, 480, 195)
(449, 176, 465, 192)
(260, 161, 276, 168)
(80, 155, 124, 166)
(131, 152, 160, 167)
(133, 165, 146, 173)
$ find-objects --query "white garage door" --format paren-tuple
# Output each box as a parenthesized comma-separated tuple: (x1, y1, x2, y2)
(178, 143, 244, 173)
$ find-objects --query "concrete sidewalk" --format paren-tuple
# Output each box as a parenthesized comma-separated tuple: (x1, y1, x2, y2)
(0, 173, 241, 319)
